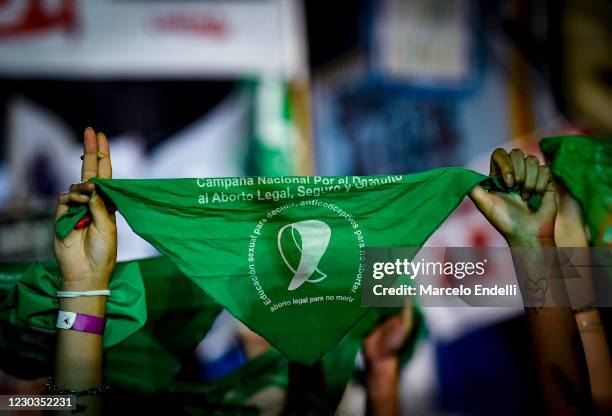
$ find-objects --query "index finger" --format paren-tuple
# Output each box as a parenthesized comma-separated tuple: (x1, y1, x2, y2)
(81, 127, 99, 182)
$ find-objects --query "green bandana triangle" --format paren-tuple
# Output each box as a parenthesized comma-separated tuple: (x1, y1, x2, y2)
(58, 167, 492, 364)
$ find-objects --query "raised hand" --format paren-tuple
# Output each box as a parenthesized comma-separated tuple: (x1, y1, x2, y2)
(471, 149, 595, 415)
(363, 314, 410, 370)
(470, 148, 557, 246)
(363, 313, 411, 416)
(53, 127, 116, 291)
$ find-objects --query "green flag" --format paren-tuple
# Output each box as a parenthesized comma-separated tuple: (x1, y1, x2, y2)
(248, 79, 299, 176)
(540, 135, 612, 246)
(57, 167, 497, 364)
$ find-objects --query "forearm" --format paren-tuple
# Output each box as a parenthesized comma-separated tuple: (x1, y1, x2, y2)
(52, 127, 115, 415)
(555, 191, 611, 412)
(54, 290, 106, 414)
(575, 309, 612, 414)
(510, 237, 592, 415)
(366, 359, 399, 416)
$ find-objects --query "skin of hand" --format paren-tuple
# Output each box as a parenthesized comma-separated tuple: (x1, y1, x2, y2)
(53, 127, 117, 291)
(469, 148, 557, 247)
(555, 186, 590, 247)
(363, 314, 410, 372)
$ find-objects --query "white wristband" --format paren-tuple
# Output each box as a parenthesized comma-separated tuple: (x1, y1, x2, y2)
(56, 289, 111, 298)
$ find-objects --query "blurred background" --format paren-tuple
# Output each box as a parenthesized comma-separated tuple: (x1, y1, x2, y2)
(0, 0, 610, 414)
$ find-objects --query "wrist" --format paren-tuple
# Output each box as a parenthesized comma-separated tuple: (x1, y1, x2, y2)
(61, 274, 110, 292)
(366, 356, 399, 380)
(366, 358, 399, 399)
(59, 296, 107, 318)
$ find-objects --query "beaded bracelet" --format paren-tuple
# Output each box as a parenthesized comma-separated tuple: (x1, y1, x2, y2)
(45, 377, 111, 397)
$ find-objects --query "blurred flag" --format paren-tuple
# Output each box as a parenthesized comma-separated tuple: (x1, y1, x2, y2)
(249, 78, 300, 176)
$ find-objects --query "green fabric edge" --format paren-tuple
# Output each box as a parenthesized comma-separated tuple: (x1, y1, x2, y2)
(55, 173, 539, 242)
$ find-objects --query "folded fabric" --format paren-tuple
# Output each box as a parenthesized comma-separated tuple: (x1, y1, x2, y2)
(0, 257, 222, 393)
(0, 261, 146, 349)
(104, 257, 222, 392)
(55, 166, 522, 364)
(540, 135, 611, 247)
(0, 257, 423, 411)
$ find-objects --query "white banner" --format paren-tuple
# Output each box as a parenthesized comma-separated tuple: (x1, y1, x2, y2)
(0, 0, 306, 79)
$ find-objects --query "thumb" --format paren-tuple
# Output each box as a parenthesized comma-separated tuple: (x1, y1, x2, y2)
(89, 190, 114, 229)
(469, 185, 493, 216)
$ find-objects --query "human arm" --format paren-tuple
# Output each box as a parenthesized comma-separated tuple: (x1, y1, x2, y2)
(363, 312, 411, 416)
(53, 128, 116, 414)
(470, 148, 592, 415)
(556, 186, 612, 414)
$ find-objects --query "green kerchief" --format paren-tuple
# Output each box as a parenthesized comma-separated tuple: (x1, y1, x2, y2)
(540, 135, 612, 246)
(56, 167, 495, 364)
